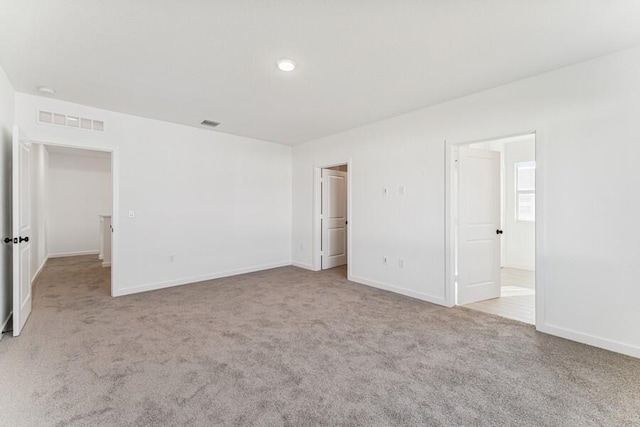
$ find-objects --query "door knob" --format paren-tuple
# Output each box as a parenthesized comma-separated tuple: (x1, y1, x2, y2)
(19, 236, 29, 243)
(496, 229, 503, 235)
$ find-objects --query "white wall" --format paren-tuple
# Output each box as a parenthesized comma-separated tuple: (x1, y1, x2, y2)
(15, 94, 292, 296)
(0, 66, 14, 333)
(292, 46, 640, 358)
(503, 138, 535, 270)
(46, 150, 111, 257)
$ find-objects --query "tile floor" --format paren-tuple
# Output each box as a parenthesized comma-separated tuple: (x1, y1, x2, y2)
(464, 268, 535, 324)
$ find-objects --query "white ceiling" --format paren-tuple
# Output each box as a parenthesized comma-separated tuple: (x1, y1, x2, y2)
(1, 1, 640, 145)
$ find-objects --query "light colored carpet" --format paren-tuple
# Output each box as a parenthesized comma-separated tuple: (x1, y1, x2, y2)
(0, 256, 639, 426)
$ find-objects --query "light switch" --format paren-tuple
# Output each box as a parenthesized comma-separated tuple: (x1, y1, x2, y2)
(128, 210, 135, 219)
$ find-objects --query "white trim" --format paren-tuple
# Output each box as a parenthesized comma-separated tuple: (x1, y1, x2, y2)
(101, 262, 111, 268)
(350, 275, 450, 307)
(29, 137, 118, 298)
(538, 322, 640, 359)
(445, 130, 541, 314)
(444, 140, 456, 307)
(1, 312, 12, 331)
(110, 148, 119, 297)
(31, 256, 49, 283)
(533, 128, 546, 331)
(48, 250, 99, 258)
(312, 168, 322, 271)
(0, 311, 12, 341)
(502, 264, 535, 272)
(312, 159, 353, 278)
(292, 262, 314, 271)
(112, 261, 291, 297)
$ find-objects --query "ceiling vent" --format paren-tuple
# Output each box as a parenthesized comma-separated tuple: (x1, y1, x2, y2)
(200, 120, 220, 128)
(38, 110, 104, 132)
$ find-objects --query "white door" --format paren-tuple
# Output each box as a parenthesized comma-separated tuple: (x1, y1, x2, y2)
(321, 169, 347, 269)
(457, 147, 501, 305)
(12, 126, 32, 336)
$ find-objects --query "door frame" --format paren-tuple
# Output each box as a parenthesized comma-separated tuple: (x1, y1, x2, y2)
(444, 130, 545, 329)
(312, 160, 352, 280)
(30, 138, 119, 297)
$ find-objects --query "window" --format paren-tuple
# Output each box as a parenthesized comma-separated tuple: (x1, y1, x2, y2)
(515, 161, 535, 222)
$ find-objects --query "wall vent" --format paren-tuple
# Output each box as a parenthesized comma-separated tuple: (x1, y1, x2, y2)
(200, 119, 220, 128)
(38, 110, 105, 132)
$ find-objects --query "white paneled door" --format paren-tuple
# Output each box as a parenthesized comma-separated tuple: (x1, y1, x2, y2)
(457, 147, 501, 305)
(12, 126, 32, 336)
(321, 169, 347, 269)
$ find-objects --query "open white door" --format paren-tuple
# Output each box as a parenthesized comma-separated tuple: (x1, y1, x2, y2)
(12, 125, 32, 336)
(457, 147, 501, 305)
(321, 169, 347, 269)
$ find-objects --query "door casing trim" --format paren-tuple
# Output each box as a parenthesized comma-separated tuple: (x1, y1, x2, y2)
(444, 131, 542, 330)
(312, 160, 352, 281)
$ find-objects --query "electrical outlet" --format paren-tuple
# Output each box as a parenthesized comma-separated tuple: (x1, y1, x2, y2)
(398, 185, 405, 196)
(399, 258, 405, 268)
(128, 210, 135, 219)
(169, 255, 175, 263)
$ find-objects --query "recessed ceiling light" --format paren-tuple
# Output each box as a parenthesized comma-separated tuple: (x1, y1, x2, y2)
(277, 59, 296, 72)
(37, 86, 56, 95)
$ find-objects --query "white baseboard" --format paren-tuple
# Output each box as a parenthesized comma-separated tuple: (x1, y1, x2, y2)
(0, 311, 12, 341)
(102, 262, 111, 268)
(501, 267, 535, 289)
(31, 256, 49, 284)
(48, 250, 99, 258)
(538, 322, 640, 359)
(1, 312, 10, 330)
(112, 261, 291, 297)
(349, 275, 450, 307)
(292, 262, 315, 271)
(503, 264, 535, 272)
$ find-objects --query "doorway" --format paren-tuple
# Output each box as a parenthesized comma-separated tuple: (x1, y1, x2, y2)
(313, 163, 350, 278)
(447, 133, 536, 324)
(43, 144, 112, 269)
(10, 130, 116, 336)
